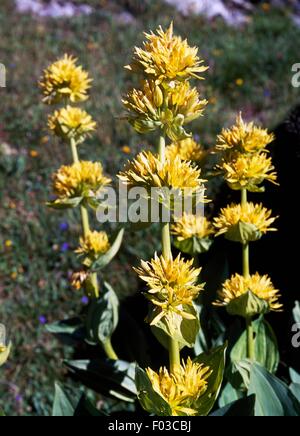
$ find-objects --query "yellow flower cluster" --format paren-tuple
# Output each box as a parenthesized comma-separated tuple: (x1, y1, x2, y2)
(214, 273, 282, 312)
(217, 113, 275, 154)
(76, 231, 110, 258)
(123, 80, 207, 141)
(220, 152, 277, 192)
(124, 23, 208, 141)
(119, 151, 206, 195)
(217, 113, 277, 192)
(40, 54, 92, 104)
(214, 203, 277, 239)
(53, 161, 111, 200)
(134, 254, 204, 325)
(48, 106, 96, 143)
(171, 214, 214, 241)
(146, 357, 211, 416)
(126, 23, 208, 83)
(166, 138, 207, 164)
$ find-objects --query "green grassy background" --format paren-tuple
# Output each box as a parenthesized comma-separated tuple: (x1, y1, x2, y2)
(0, 0, 299, 415)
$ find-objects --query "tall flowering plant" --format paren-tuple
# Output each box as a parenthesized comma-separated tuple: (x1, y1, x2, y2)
(213, 113, 282, 366)
(120, 23, 226, 416)
(40, 55, 123, 360)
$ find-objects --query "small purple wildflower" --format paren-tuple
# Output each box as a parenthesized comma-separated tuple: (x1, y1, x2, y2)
(60, 242, 70, 252)
(81, 296, 89, 305)
(15, 394, 23, 403)
(59, 222, 69, 232)
(39, 315, 47, 325)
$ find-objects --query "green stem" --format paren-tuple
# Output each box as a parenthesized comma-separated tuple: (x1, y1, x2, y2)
(241, 189, 254, 359)
(103, 338, 119, 361)
(243, 243, 250, 278)
(158, 134, 180, 373)
(70, 139, 99, 299)
(70, 137, 79, 163)
(169, 338, 180, 373)
(246, 317, 255, 360)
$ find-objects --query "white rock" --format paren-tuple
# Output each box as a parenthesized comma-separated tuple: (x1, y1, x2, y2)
(15, 0, 93, 18)
(165, 0, 247, 25)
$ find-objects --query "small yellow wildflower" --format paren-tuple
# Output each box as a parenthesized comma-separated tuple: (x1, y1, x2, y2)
(122, 145, 131, 154)
(126, 22, 208, 83)
(217, 113, 275, 154)
(146, 358, 211, 416)
(134, 254, 204, 325)
(48, 106, 96, 143)
(10, 272, 18, 280)
(214, 203, 278, 241)
(5, 240, 13, 248)
(214, 273, 282, 313)
(40, 54, 92, 104)
(76, 231, 110, 259)
(52, 161, 111, 200)
(166, 138, 207, 164)
(30, 150, 39, 158)
(219, 152, 278, 192)
(171, 214, 214, 241)
(235, 78, 244, 87)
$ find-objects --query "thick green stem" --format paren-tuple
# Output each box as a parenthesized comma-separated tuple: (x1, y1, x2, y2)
(169, 338, 180, 373)
(241, 189, 254, 359)
(70, 137, 79, 163)
(158, 134, 180, 373)
(103, 338, 119, 361)
(243, 243, 250, 278)
(246, 317, 255, 360)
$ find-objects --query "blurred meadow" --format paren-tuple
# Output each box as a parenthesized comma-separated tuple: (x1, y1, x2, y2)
(0, 0, 299, 415)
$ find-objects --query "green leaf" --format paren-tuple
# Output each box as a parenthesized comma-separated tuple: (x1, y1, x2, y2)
(218, 382, 243, 408)
(52, 383, 75, 417)
(225, 221, 262, 244)
(194, 343, 227, 416)
(47, 196, 83, 210)
(248, 363, 300, 416)
(289, 367, 300, 384)
(135, 366, 172, 416)
(173, 236, 213, 255)
(64, 359, 137, 402)
(211, 395, 255, 416)
(46, 317, 85, 345)
(90, 228, 124, 271)
(290, 384, 300, 402)
(227, 291, 269, 318)
(86, 282, 119, 345)
(151, 304, 200, 350)
(0, 407, 5, 416)
(293, 301, 300, 323)
(230, 316, 279, 374)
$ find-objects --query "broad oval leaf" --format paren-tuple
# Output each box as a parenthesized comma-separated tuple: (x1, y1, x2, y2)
(230, 316, 279, 374)
(194, 343, 227, 416)
(86, 282, 119, 345)
(248, 363, 300, 416)
(135, 366, 172, 416)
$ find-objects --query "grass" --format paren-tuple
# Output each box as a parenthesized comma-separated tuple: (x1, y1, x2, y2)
(0, 0, 299, 415)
